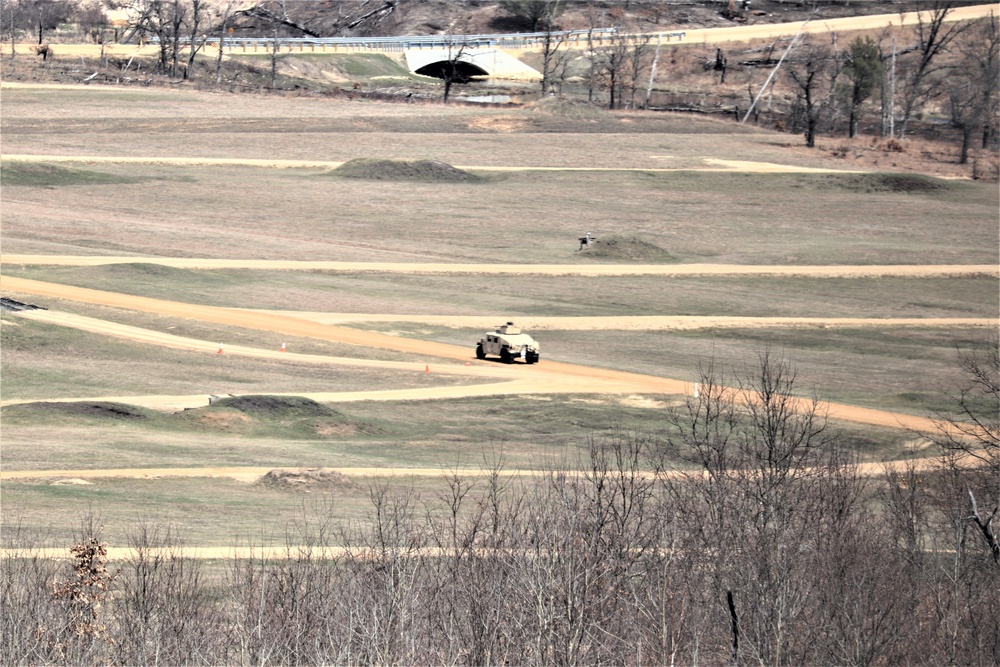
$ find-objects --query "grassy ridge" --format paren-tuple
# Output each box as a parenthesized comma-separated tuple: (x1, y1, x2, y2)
(3, 165, 995, 264)
(5, 265, 996, 318)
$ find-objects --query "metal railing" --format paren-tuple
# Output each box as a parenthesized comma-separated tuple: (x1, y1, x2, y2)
(148, 28, 687, 52)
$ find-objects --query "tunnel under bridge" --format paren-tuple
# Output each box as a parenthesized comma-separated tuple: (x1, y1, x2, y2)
(404, 48, 541, 82)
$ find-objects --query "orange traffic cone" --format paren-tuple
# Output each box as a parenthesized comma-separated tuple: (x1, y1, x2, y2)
(425, 364, 429, 373)
(217, 343, 224, 354)
(280, 342, 286, 352)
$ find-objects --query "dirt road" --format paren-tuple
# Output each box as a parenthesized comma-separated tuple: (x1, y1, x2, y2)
(1, 154, 871, 175)
(1, 275, 956, 435)
(0, 457, 941, 484)
(686, 4, 997, 45)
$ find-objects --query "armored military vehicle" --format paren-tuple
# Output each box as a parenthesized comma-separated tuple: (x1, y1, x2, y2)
(476, 322, 540, 364)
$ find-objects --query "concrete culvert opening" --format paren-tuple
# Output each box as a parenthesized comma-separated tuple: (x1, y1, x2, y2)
(414, 60, 489, 82)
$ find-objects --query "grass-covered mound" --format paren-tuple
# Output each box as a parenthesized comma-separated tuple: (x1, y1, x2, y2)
(2, 163, 140, 187)
(6, 401, 154, 422)
(331, 158, 481, 182)
(211, 395, 339, 419)
(257, 468, 356, 492)
(3, 396, 380, 439)
(833, 172, 948, 194)
(191, 395, 383, 438)
(579, 234, 678, 262)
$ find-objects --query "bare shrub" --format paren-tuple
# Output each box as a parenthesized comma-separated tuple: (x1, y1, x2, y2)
(3, 344, 999, 664)
(112, 523, 222, 665)
(0, 522, 64, 666)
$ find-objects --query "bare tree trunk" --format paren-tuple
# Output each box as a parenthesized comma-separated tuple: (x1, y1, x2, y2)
(215, 5, 231, 85)
(959, 125, 971, 164)
(270, 23, 277, 88)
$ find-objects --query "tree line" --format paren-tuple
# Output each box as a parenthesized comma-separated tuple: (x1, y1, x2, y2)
(2, 343, 997, 666)
(777, 4, 998, 161)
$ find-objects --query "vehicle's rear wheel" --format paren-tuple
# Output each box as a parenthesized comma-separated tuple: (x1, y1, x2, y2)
(500, 348, 512, 364)
(476, 344, 486, 360)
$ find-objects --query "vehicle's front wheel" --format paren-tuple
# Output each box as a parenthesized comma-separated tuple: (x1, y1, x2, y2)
(476, 344, 486, 360)
(526, 352, 539, 364)
(500, 348, 512, 364)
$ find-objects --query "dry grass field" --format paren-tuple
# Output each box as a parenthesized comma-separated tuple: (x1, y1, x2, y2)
(1, 83, 997, 546)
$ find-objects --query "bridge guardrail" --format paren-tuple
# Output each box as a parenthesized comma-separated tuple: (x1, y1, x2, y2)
(146, 28, 686, 52)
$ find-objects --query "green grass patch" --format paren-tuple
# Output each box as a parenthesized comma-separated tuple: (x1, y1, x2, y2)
(0, 477, 379, 547)
(332, 53, 413, 78)
(8, 267, 997, 319)
(1, 162, 142, 187)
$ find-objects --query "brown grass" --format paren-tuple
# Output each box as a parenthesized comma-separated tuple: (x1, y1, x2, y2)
(1, 84, 996, 547)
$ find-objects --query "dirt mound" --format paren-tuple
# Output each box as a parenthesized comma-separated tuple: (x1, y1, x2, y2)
(579, 234, 678, 262)
(193, 410, 258, 432)
(467, 115, 532, 133)
(10, 401, 152, 421)
(838, 173, 948, 194)
(204, 395, 380, 437)
(257, 468, 355, 492)
(212, 395, 340, 419)
(332, 158, 480, 182)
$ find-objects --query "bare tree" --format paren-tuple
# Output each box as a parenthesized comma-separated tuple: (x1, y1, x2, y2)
(215, 0, 235, 84)
(2, 0, 26, 56)
(787, 37, 843, 147)
(122, 0, 187, 77)
(662, 350, 882, 664)
(498, 0, 563, 32)
(897, 1, 968, 139)
(31, 0, 73, 45)
(945, 14, 999, 164)
(928, 336, 1000, 563)
(268, 0, 287, 88)
(181, 0, 208, 79)
(438, 31, 471, 103)
(594, 25, 651, 110)
(537, 1, 569, 96)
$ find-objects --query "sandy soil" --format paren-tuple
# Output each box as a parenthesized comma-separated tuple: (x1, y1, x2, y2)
(0, 457, 943, 484)
(10, 300, 996, 337)
(1, 153, 872, 175)
(3, 256, 996, 277)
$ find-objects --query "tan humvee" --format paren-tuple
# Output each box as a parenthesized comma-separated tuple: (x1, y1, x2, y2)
(476, 322, 540, 364)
